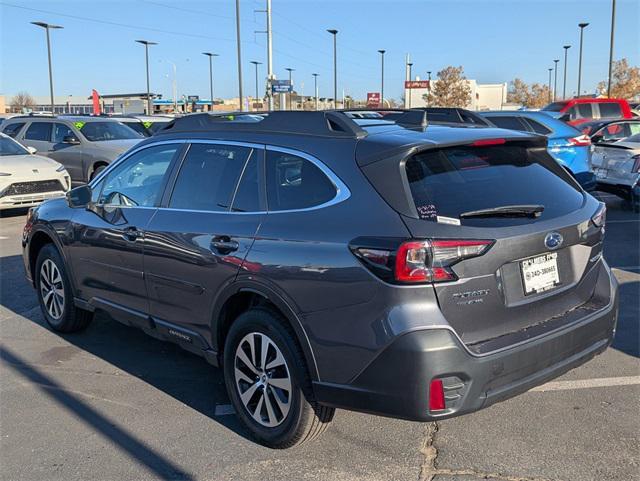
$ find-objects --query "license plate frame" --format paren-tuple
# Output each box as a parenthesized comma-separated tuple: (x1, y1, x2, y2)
(520, 252, 560, 296)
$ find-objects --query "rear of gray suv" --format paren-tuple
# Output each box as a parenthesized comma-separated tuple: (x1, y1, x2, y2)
(22, 111, 617, 448)
(1, 116, 143, 183)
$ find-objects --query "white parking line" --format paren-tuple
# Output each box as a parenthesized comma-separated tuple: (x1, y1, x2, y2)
(0, 236, 8, 240)
(530, 376, 640, 392)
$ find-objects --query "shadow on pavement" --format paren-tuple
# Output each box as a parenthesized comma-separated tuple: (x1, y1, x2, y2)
(0, 344, 196, 481)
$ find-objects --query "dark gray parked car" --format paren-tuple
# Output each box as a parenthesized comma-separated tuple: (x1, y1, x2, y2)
(1, 115, 143, 183)
(22, 110, 618, 448)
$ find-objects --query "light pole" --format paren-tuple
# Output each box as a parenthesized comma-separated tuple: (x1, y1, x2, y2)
(378, 50, 386, 108)
(607, 0, 617, 97)
(427, 71, 432, 106)
(327, 29, 338, 108)
(562, 45, 571, 99)
(577, 23, 589, 97)
(135, 39, 157, 115)
(285, 67, 295, 110)
(548, 68, 553, 103)
(553, 59, 559, 101)
(250, 61, 262, 109)
(31, 22, 63, 114)
(407, 62, 413, 108)
(312, 73, 319, 110)
(203, 53, 218, 111)
(235, 0, 244, 111)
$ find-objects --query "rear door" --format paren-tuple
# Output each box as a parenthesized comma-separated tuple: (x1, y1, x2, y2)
(20, 121, 53, 155)
(400, 142, 603, 347)
(143, 141, 265, 342)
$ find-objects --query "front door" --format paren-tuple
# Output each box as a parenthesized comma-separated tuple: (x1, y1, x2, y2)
(49, 122, 85, 182)
(143, 141, 265, 343)
(69, 143, 183, 319)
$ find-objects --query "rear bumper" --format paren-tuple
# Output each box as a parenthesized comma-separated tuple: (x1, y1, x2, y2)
(313, 266, 618, 421)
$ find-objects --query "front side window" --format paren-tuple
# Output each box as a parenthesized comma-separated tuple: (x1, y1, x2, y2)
(52, 123, 75, 143)
(169, 143, 253, 211)
(24, 122, 52, 141)
(2, 122, 25, 138)
(97, 144, 178, 207)
(577, 103, 593, 118)
(80, 121, 143, 141)
(598, 102, 622, 118)
(266, 150, 337, 211)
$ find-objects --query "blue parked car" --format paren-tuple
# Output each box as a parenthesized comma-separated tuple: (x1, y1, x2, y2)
(479, 111, 595, 190)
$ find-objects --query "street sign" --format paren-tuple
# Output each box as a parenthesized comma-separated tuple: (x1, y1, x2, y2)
(404, 80, 430, 89)
(272, 80, 292, 93)
(367, 92, 381, 107)
(187, 95, 199, 102)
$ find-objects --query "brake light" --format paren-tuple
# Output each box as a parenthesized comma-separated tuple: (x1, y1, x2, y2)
(471, 138, 506, 147)
(632, 154, 640, 173)
(394, 239, 494, 283)
(429, 379, 446, 411)
(568, 134, 591, 147)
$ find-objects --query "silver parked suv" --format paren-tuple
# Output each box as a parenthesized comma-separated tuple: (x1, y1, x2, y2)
(1, 115, 144, 183)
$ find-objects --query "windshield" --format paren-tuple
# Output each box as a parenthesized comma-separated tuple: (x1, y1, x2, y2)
(541, 102, 568, 112)
(123, 121, 151, 137)
(80, 121, 143, 141)
(0, 136, 29, 156)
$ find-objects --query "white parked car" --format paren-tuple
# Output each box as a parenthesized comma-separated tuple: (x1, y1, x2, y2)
(0, 133, 71, 210)
(592, 132, 640, 212)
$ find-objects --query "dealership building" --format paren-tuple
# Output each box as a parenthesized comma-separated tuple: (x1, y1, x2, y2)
(404, 78, 508, 110)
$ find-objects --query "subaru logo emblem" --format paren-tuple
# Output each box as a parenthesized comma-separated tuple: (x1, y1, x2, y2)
(544, 232, 563, 250)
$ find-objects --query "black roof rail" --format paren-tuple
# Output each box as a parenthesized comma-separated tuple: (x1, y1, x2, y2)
(157, 111, 368, 139)
(9, 113, 57, 119)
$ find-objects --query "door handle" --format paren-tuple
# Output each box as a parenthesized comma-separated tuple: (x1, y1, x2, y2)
(210, 236, 239, 254)
(123, 226, 142, 241)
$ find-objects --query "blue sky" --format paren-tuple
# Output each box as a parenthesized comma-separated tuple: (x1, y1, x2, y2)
(1, 0, 638, 102)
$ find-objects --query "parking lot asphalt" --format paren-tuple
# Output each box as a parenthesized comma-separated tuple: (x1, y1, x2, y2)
(0, 193, 638, 481)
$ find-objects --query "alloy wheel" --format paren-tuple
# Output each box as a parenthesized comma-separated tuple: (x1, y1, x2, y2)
(234, 332, 292, 427)
(40, 259, 65, 320)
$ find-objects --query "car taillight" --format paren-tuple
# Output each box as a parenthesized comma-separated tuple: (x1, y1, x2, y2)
(429, 379, 446, 411)
(470, 138, 506, 147)
(632, 154, 640, 173)
(394, 239, 494, 283)
(591, 202, 606, 228)
(568, 134, 591, 147)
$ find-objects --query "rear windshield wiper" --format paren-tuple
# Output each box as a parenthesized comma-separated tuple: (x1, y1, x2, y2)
(459, 204, 545, 219)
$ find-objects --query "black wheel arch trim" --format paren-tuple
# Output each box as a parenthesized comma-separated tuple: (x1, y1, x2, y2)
(210, 278, 320, 382)
(28, 224, 79, 297)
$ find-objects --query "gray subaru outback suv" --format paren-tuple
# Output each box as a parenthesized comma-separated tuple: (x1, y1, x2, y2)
(1, 115, 143, 183)
(21, 110, 618, 448)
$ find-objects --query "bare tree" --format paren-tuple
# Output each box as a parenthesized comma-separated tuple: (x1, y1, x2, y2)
(423, 66, 472, 108)
(10, 92, 36, 112)
(597, 58, 640, 99)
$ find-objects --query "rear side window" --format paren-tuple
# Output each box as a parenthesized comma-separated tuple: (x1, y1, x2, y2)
(24, 122, 52, 141)
(405, 145, 583, 226)
(485, 116, 528, 132)
(523, 118, 552, 135)
(599, 102, 622, 118)
(266, 150, 336, 211)
(2, 122, 25, 138)
(169, 143, 252, 211)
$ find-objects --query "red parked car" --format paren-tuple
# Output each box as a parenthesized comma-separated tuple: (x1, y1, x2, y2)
(541, 98, 633, 126)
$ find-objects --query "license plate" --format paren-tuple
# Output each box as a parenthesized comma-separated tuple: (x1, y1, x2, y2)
(520, 253, 560, 295)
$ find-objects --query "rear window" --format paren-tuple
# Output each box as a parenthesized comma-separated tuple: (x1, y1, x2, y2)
(405, 145, 583, 227)
(599, 102, 622, 118)
(542, 102, 567, 112)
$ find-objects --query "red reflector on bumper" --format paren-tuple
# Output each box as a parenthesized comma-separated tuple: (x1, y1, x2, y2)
(429, 379, 446, 411)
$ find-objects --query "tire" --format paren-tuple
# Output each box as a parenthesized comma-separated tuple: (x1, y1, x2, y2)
(223, 308, 334, 448)
(90, 165, 106, 181)
(35, 244, 93, 333)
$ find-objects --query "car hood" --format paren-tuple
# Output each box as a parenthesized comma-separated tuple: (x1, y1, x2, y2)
(0, 154, 64, 174)
(89, 139, 142, 155)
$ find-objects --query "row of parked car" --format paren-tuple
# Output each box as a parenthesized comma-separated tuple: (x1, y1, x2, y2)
(0, 114, 173, 210)
(1, 100, 639, 212)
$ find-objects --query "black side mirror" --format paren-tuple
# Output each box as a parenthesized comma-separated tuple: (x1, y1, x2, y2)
(63, 135, 81, 145)
(67, 185, 92, 208)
